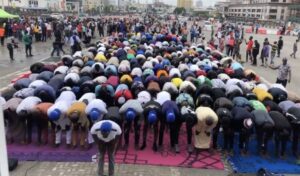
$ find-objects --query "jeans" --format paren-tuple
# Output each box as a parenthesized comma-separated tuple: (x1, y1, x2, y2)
(25, 44, 32, 56)
(246, 50, 252, 62)
(270, 53, 276, 65)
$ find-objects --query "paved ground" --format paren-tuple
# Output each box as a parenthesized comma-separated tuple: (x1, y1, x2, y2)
(10, 161, 231, 176)
(2, 28, 300, 176)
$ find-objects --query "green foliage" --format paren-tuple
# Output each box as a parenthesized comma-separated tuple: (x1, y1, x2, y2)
(173, 7, 186, 15)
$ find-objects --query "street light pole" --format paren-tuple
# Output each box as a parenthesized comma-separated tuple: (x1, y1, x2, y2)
(2, 0, 4, 9)
(0, 109, 9, 176)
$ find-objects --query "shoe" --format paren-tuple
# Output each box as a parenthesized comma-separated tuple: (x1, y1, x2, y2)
(29, 54, 33, 57)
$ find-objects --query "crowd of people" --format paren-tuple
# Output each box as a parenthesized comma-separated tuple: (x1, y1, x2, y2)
(1, 15, 300, 176)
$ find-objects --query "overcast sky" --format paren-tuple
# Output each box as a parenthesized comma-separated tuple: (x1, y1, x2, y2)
(140, 0, 218, 7)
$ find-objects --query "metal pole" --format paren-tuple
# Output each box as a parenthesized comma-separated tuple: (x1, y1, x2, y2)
(0, 108, 9, 176)
(2, 0, 4, 9)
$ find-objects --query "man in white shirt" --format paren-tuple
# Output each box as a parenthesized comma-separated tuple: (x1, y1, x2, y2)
(91, 120, 121, 176)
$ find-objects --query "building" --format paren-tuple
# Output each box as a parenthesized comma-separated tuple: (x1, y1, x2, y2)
(288, 0, 300, 23)
(195, 0, 203, 8)
(177, 0, 193, 9)
(223, 0, 293, 22)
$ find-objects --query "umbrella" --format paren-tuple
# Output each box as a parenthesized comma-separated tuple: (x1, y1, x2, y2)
(0, 9, 19, 18)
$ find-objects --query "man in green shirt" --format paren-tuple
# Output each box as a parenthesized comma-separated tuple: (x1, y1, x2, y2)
(22, 31, 33, 57)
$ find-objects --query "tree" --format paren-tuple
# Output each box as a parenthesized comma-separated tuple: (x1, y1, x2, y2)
(173, 7, 186, 15)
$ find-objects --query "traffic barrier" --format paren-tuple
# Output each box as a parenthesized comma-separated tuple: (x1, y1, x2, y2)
(257, 28, 267, 35)
(245, 28, 253, 33)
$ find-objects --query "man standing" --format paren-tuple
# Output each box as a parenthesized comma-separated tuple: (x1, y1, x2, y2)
(245, 36, 254, 62)
(22, 31, 33, 57)
(91, 120, 121, 176)
(277, 36, 283, 57)
(270, 58, 291, 87)
(290, 39, 298, 59)
(0, 24, 5, 46)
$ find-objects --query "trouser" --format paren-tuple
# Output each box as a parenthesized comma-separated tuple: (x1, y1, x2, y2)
(276, 78, 287, 87)
(78, 32, 82, 39)
(55, 126, 72, 145)
(227, 46, 233, 56)
(291, 50, 297, 58)
(25, 44, 32, 56)
(270, 53, 276, 65)
(8, 48, 13, 60)
(223, 129, 234, 152)
(212, 122, 221, 149)
(253, 53, 258, 65)
(274, 130, 289, 156)
(239, 128, 251, 153)
(141, 116, 159, 150)
(41, 33, 47, 41)
(99, 30, 104, 37)
(292, 125, 300, 156)
(0, 36, 4, 46)
(51, 44, 60, 56)
(20, 116, 33, 143)
(159, 118, 182, 147)
(246, 50, 252, 62)
(71, 124, 88, 147)
(97, 139, 118, 176)
(277, 48, 281, 57)
(256, 125, 273, 154)
(124, 116, 140, 147)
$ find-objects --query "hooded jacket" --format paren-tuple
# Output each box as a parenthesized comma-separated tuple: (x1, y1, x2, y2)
(195, 107, 218, 149)
(33, 85, 56, 103)
(251, 109, 275, 127)
(119, 99, 143, 115)
(214, 97, 234, 110)
(66, 101, 89, 128)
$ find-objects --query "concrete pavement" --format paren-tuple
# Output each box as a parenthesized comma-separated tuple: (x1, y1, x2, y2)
(10, 162, 231, 176)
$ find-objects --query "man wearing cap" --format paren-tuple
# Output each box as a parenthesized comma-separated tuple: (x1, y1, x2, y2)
(285, 107, 300, 158)
(91, 120, 122, 176)
(47, 91, 76, 147)
(67, 101, 90, 149)
(85, 99, 108, 146)
(141, 100, 162, 151)
(269, 111, 291, 157)
(252, 109, 275, 156)
(270, 58, 291, 87)
(161, 100, 181, 153)
(231, 106, 254, 155)
(119, 99, 143, 149)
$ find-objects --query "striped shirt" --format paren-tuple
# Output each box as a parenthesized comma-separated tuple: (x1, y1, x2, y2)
(271, 44, 278, 54)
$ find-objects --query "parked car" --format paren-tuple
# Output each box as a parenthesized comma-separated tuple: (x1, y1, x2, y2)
(292, 29, 300, 36)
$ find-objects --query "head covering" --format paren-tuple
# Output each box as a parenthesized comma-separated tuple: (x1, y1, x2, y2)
(100, 121, 112, 132)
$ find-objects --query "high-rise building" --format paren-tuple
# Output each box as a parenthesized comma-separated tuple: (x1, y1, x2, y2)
(177, 0, 193, 9)
(196, 0, 203, 8)
(223, 0, 293, 22)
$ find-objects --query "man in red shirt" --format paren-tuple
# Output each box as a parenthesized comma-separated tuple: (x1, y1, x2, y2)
(245, 36, 254, 62)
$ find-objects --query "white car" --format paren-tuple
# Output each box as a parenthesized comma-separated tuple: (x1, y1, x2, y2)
(292, 29, 300, 36)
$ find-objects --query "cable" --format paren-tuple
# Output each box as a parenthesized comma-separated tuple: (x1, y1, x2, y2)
(24, 152, 41, 176)
(24, 161, 40, 176)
